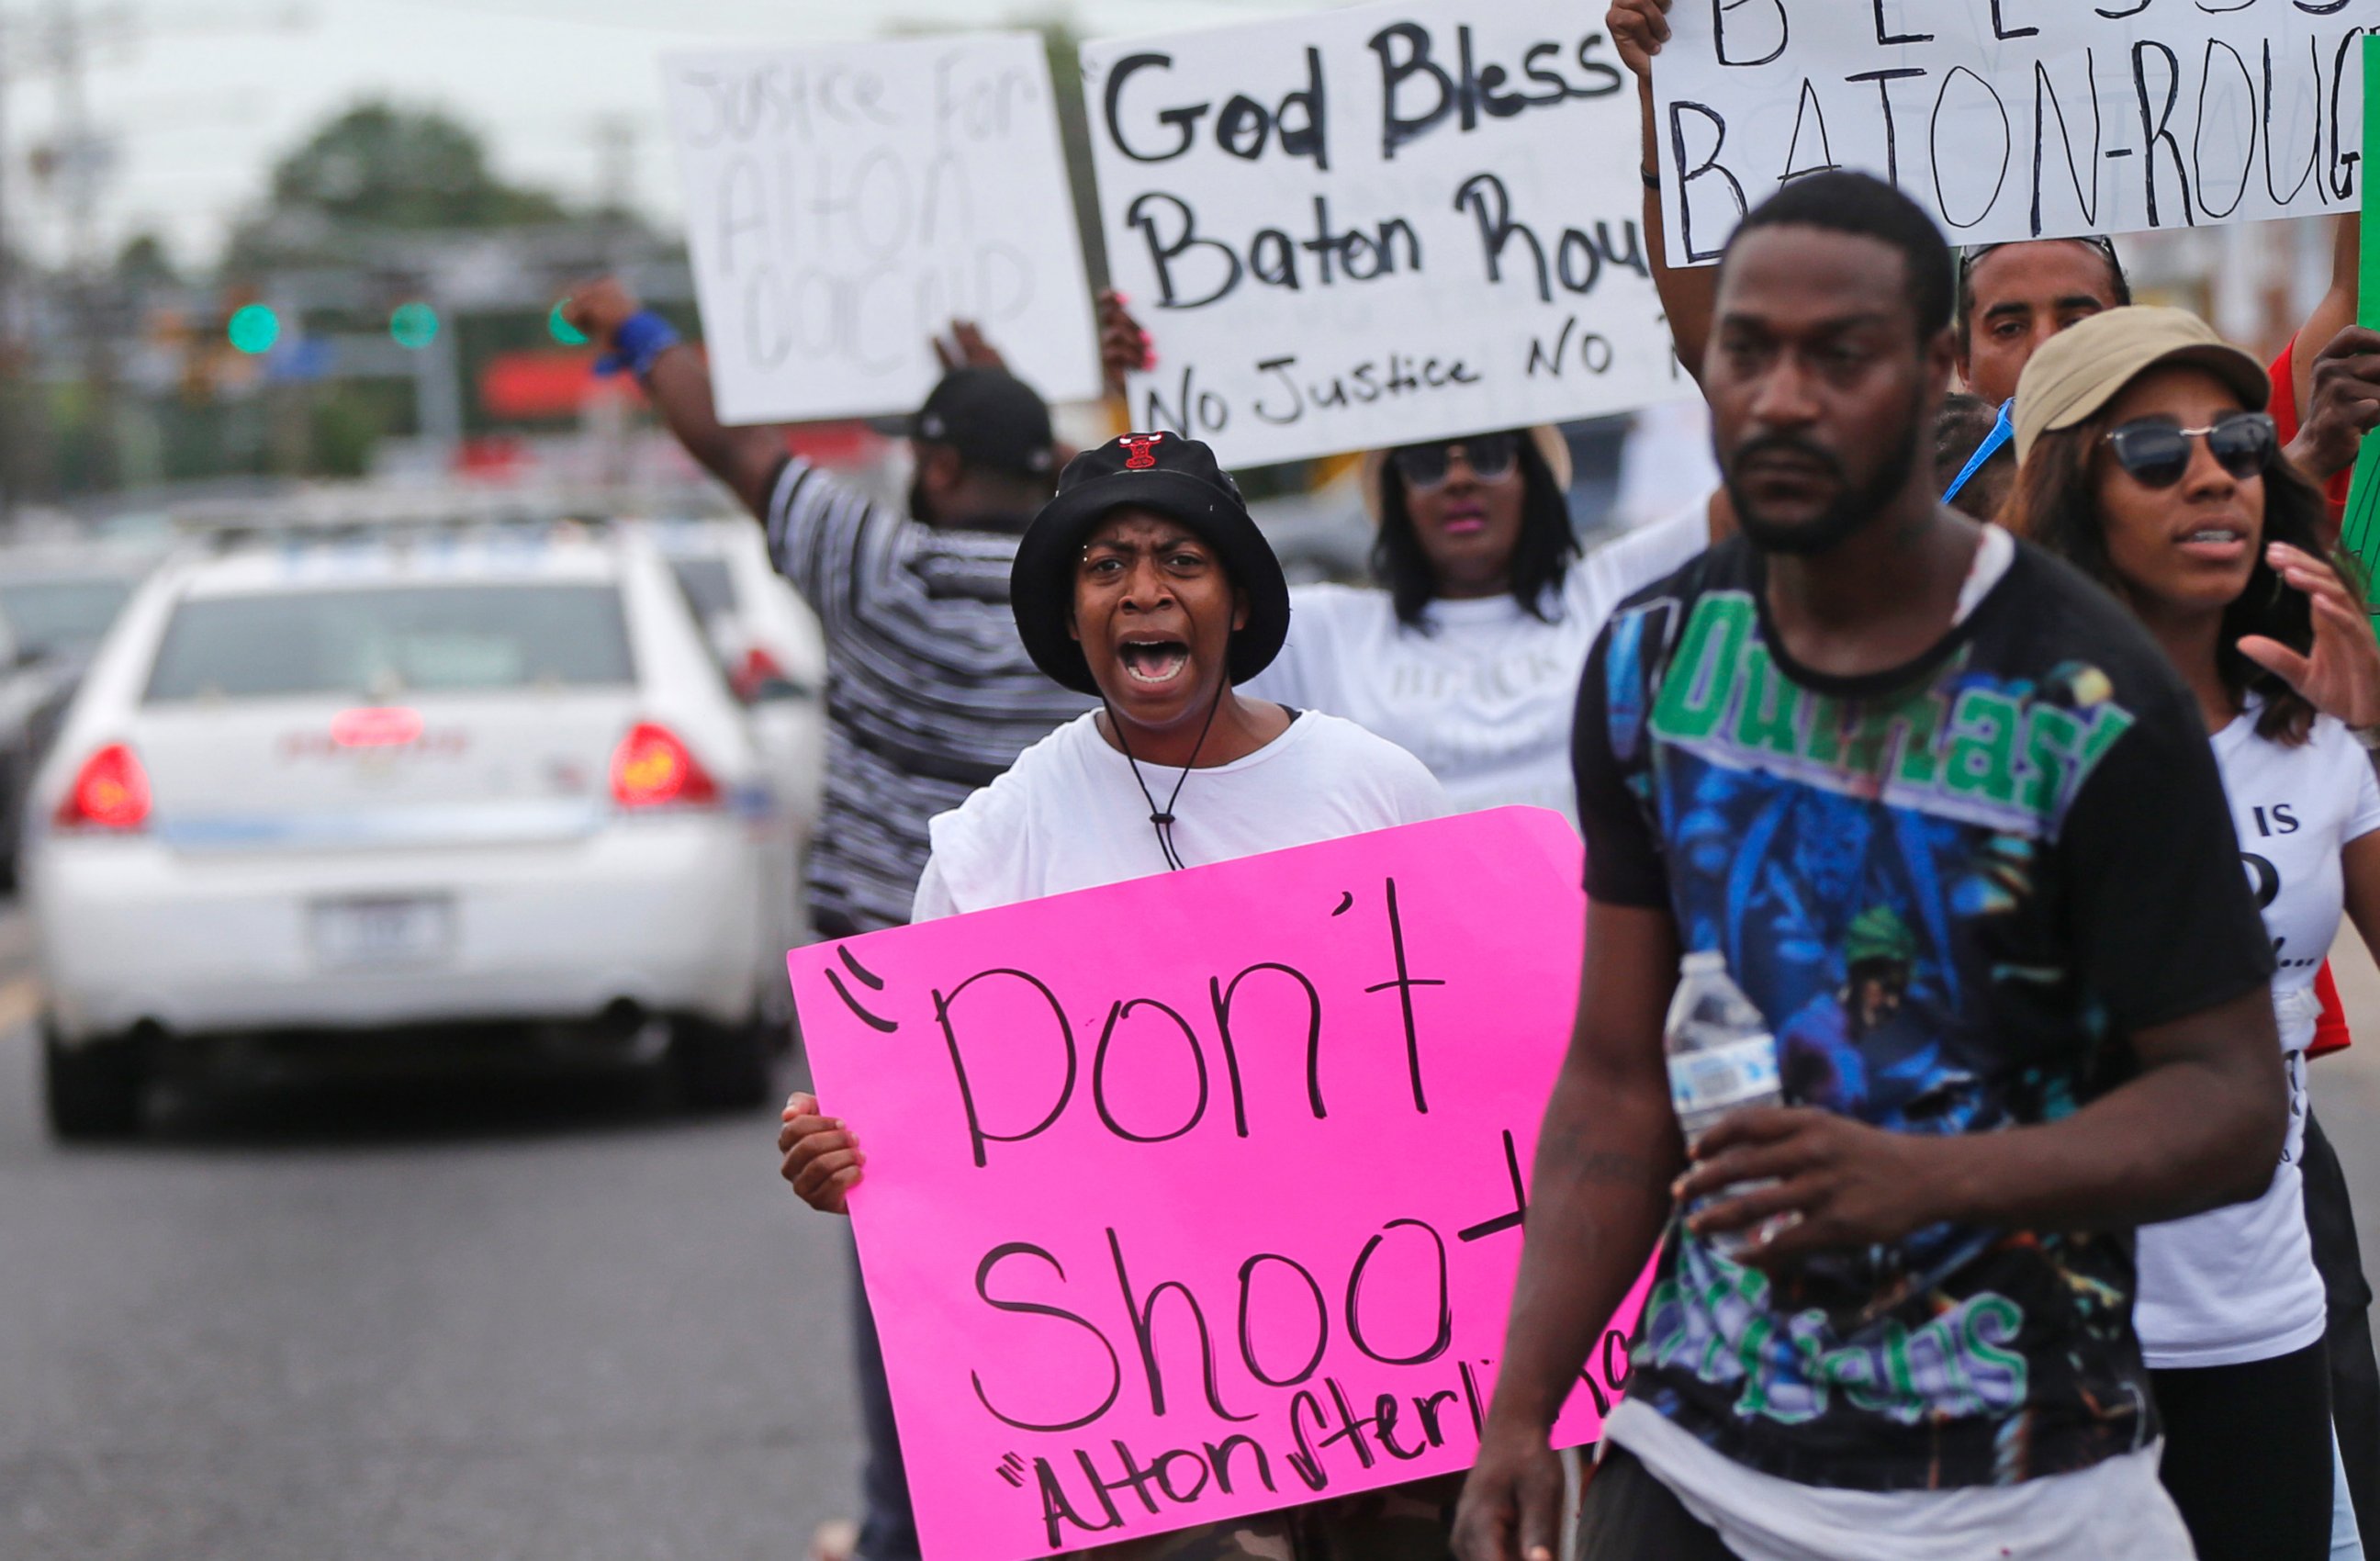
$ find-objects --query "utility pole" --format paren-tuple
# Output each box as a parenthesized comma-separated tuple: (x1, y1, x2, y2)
(593, 114, 636, 492)
(23, 3, 308, 499)
(411, 283, 462, 472)
(0, 15, 19, 529)
(46, 0, 118, 494)
(594, 113, 636, 233)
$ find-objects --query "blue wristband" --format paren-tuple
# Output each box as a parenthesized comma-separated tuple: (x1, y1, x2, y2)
(595, 310, 683, 378)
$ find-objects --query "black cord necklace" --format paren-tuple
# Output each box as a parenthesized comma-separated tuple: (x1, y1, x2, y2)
(1105, 681, 1228, 872)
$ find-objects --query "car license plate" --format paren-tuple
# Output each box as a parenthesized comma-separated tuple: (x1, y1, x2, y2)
(310, 896, 455, 970)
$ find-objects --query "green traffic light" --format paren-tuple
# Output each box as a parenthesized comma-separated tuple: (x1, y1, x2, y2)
(548, 301, 589, 347)
(226, 302, 280, 355)
(388, 301, 440, 350)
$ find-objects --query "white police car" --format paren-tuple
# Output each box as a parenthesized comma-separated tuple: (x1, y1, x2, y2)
(23, 516, 802, 1135)
(640, 515, 827, 895)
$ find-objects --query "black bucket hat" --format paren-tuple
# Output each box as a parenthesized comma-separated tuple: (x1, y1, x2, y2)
(1010, 432, 1291, 698)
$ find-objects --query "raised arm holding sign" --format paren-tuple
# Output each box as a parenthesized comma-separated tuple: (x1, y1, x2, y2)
(2340, 35, 2380, 583)
(2274, 217, 2380, 495)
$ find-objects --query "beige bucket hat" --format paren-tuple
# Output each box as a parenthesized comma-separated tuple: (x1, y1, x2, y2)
(2013, 306, 2270, 466)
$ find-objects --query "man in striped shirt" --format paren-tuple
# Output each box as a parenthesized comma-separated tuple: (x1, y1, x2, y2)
(566, 278, 1091, 1561)
(565, 279, 1091, 938)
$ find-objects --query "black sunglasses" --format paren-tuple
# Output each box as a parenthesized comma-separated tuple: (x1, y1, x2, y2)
(1960, 234, 2123, 279)
(1390, 433, 1521, 490)
(2103, 411, 2278, 489)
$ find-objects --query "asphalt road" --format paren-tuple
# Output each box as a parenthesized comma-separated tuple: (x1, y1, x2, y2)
(0, 907, 858, 1561)
(11, 918, 2380, 1561)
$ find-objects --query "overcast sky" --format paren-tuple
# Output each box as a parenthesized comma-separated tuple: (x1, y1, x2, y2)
(19, 0, 1356, 272)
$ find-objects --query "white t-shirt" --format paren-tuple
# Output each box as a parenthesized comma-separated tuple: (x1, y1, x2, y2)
(2133, 709, 2380, 1367)
(911, 711, 1449, 920)
(1243, 501, 1712, 821)
(1609, 1401, 2194, 1561)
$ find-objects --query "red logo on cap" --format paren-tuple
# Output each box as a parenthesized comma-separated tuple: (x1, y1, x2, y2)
(1120, 433, 1164, 470)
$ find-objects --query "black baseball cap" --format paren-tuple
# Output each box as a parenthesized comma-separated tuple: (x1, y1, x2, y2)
(1010, 432, 1291, 697)
(908, 367, 1056, 478)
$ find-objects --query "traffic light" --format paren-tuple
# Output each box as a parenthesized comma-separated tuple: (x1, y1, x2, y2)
(547, 300, 589, 347)
(226, 303, 280, 355)
(388, 301, 440, 350)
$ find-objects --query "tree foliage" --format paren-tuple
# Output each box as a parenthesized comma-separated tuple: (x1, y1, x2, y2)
(226, 100, 570, 268)
(269, 101, 567, 230)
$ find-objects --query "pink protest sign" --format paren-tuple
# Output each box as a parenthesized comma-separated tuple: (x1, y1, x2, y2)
(789, 808, 1653, 1561)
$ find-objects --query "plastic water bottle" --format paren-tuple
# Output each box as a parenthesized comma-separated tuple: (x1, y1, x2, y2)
(1664, 950, 1783, 1257)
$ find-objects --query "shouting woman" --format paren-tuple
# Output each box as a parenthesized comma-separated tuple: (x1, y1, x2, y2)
(780, 432, 1460, 1561)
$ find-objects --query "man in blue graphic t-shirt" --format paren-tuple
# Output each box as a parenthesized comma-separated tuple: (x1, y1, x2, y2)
(1452, 174, 2285, 1561)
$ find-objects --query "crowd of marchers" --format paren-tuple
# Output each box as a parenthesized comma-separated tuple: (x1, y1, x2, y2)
(564, 2, 2380, 1557)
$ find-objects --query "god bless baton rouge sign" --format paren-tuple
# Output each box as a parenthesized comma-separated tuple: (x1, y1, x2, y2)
(1083, 1, 1689, 469)
(1654, 0, 2380, 266)
(788, 810, 1651, 1560)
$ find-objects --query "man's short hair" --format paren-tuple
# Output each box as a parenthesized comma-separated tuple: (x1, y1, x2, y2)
(909, 367, 1056, 480)
(1722, 172, 1956, 342)
(1935, 392, 2009, 477)
(1954, 236, 2131, 345)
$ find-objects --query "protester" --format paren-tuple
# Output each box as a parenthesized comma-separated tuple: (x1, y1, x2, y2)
(1454, 171, 2286, 1561)
(2004, 306, 2380, 1561)
(563, 278, 1091, 1561)
(1609, 3, 2380, 1523)
(1243, 428, 1593, 816)
(2255, 213, 2380, 1550)
(780, 431, 1460, 1559)
(2269, 218, 2380, 516)
(562, 278, 1090, 938)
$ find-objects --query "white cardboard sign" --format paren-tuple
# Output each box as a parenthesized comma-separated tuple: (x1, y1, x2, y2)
(664, 34, 1102, 424)
(1654, 0, 2378, 268)
(1083, 1, 1690, 470)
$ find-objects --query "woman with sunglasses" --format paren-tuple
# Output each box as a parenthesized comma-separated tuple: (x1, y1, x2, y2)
(1096, 295, 1705, 821)
(1246, 427, 1712, 822)
(2005, 307, 2380, 1561)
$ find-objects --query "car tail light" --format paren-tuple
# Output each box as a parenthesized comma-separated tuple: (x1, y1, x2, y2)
(611, 722, 719, 810)
(732, 646, 790, 703)
(330, 706, 424, 747)
(57, 743, 152, 832)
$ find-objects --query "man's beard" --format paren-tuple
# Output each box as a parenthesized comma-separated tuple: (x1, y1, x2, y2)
(1721, 399, 1925, 557)
(907, 474, 937, 526)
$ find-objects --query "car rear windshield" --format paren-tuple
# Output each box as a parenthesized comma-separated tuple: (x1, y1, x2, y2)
(668, 557, 737, 623)
(144, 584, 634, 702)
(0, 577, 133, 659)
